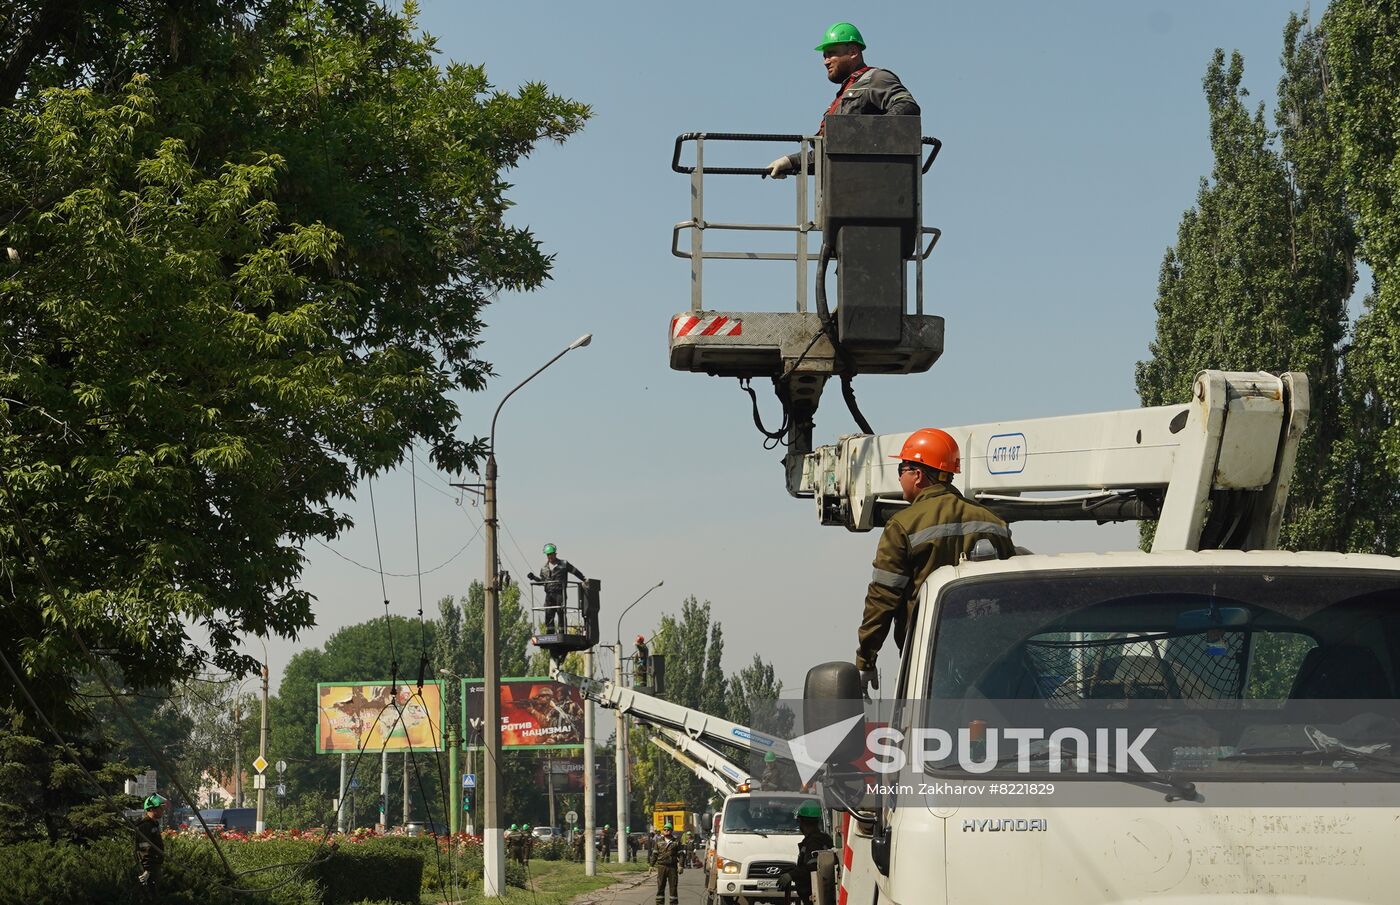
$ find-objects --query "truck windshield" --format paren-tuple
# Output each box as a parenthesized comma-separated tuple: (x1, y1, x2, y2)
(921, 567, 1400, 781)
(721, 797, 818, 834)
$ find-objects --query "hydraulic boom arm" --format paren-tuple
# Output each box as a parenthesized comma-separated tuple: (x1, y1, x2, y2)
(647, 731, 743, 797)
(802, 370, 1308, 552)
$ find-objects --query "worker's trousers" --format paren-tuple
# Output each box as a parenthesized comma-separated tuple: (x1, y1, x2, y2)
(654, 866, 679, 905)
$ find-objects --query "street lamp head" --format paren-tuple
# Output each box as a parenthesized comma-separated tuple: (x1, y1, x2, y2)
(568, 333, 593, 350)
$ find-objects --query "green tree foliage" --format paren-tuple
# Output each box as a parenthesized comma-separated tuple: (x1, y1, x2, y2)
(0, 707, 136, 844)
(646, 597, 728, 809)
(1322, 0, 1400, 551)
(0, 0, 590, 727)
(1135, 16, 1391, 551)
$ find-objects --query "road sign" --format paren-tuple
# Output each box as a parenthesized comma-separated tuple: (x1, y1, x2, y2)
(349, 778, 360, 790)
(565, 809, 578, 825)
(275, 760, 287, 775)
(463, 773, 476, 789)
(276, 783, 286, 797)
(253, 774, 267, 790)
(253, 755, 268, 774)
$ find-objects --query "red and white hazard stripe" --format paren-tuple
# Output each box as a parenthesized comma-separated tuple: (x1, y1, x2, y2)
(671, 314, 742, 338)
(838, 812, 853, 905)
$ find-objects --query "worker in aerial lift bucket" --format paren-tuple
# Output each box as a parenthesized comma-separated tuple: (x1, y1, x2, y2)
(766, 22, 920, 179)
(528, 543, 586, 633)
(856, 429, 1014, 697)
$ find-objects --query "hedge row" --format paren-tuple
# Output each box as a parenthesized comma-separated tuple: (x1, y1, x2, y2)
(0, 834, 435, 905)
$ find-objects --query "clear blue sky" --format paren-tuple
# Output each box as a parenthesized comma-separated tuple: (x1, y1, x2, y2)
(265, 1, 1318, 698)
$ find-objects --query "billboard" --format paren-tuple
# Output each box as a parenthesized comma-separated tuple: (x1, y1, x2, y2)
(316, 682, 444, 754)
(462, 677, 585, 750)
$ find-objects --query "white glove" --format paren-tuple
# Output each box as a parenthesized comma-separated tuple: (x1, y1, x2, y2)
(766, 156, 796, 179)
(860, 668, 879, 699)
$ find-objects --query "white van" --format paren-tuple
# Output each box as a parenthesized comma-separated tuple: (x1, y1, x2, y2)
(707, 790, 823, 904)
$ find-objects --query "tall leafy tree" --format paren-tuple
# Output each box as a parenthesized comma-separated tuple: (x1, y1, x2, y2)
(1323, 0, 1400, 552)
(0, 0, 590, 728)
(648, 597, 728, 809)
(1136, 22, 1358, 549)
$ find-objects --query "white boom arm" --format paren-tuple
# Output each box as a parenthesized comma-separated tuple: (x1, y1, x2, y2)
(648, 732, 742, 797)
(801, 370, 1308, 551)
(654, 726, 751, 791)
(551, 667, 794, 761)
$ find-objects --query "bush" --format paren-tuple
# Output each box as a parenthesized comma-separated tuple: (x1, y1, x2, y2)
(0, 836, 260, 905)
(534, 838, 570, 861)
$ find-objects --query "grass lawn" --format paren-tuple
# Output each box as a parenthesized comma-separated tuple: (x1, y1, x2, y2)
(427, 859, 650, 904)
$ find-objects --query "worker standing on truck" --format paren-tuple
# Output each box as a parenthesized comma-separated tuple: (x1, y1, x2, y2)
(766, 22, 920, 179)
(134, 794, 166, 891)
(528, 544, 585, 632)
(786, 801, 834, 905)
(856, 429, 1014, 696)
(649, 821, 684, 905)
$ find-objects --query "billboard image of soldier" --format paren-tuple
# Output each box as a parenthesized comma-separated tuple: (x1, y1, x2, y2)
(463, 678, 585, 749)
(316, 682, 444, 753)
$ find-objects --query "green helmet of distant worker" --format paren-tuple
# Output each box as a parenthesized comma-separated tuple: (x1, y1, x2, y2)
(143, 794, 165, 811)
(795, 801, 822, 820)
(543, 543, 557, 555)
(815, 22, 866, 52)
(663, 821, 674, 831)
(764, 750, 776, 764)
(524, 824, 531, 831)
(510, 823, 518, 831)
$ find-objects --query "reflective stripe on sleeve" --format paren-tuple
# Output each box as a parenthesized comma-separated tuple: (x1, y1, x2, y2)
(907, 521, 1011, 547)
(872, 568, 910, 589)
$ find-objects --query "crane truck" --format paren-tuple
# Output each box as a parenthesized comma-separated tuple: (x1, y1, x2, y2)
(653, 118, 1400, 905)
(547, 664, 825, 904)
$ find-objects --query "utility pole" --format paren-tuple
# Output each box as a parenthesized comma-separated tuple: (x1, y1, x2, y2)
(583, 648, 596, 876)
(448, 728, 459, 835)
(614, 647, 630, 863)
(338, 753, 348, 833)
(256, 660, 269, 831)
(403, 752, 410, 826)
(379, 750, 389, 832)
(233, 700, 242, 807)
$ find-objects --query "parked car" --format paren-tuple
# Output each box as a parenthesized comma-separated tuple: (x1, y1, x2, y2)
(531, 826, 558, 841)
(406, 820, 449, 836)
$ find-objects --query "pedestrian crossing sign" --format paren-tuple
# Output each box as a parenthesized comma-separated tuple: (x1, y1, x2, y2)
(463, 773, 476, 789)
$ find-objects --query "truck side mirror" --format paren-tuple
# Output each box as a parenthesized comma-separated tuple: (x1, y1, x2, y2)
(803, 662, 866, 770)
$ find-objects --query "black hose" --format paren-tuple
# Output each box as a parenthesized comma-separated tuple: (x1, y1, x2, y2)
(815, 238, 875, 435)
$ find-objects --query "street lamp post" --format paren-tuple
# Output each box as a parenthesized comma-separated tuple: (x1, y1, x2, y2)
(255, 638, 269, 833)
(482, 333, 592, 898)
(614, 581, 664, 863)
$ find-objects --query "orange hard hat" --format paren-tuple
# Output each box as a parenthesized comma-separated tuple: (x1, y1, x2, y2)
(636, 634, 645, 644)
(890, 428, 960, 473)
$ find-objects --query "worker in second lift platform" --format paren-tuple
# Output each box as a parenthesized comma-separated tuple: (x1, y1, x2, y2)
(766, 22, 920, 179)
(529, 543, 586, 633)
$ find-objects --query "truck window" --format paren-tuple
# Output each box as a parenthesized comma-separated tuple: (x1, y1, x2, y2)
(721, 796, 820, 834)
(919, 568, 1400, 781)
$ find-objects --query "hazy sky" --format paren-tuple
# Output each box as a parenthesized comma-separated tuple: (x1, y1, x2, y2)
(257, 1, 1318, 697)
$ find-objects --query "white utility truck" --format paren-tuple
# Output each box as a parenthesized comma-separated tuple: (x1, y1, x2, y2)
(547, 665, 826, 904)
(658, 119, 1400, 904)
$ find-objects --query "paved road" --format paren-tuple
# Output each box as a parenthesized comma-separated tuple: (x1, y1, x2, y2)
(572, 866, 708, 905)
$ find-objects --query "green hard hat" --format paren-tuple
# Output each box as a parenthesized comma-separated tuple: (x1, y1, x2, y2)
(764, 751, 776, 763)
(143, 794, 165, 810)
(815, 22, 866, 51)
(795, 801, 822, 819)
(543, 543, 557, 555)
(510, 823, 518, 830)
(663, 821, 673, 830)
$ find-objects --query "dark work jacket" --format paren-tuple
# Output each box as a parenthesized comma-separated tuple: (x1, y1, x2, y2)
(856, 483, 1014, 670)
(134, 816, 164, 868)
(785, 67, 920, 171)
(793, 829, 834, 896)
(538, 558, 585, 601)
(649, 835, 685, 869)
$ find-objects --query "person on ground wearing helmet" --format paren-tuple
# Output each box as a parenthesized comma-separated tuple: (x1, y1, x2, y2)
(134, 794, 166, 889)
(648, 821, 684, 905)
(767, 22, 920, 179)
(528, 544, 586, 633)
(784, 801, 833, 905)
(856, 429, 1014, 696)
(633, 634, 650, 687)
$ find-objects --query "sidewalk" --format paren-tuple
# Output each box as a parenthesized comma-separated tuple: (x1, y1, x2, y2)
(570, 866, 704, 905)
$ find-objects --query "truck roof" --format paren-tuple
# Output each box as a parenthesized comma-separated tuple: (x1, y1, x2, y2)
(941, 549, 1400, 583)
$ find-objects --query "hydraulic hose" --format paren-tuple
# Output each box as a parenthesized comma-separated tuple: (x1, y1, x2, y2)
(815, 239, 875, 436)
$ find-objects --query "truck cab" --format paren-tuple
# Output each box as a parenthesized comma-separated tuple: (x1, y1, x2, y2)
(832, 550, 1400, 905)
(709, 789, 825, 905)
